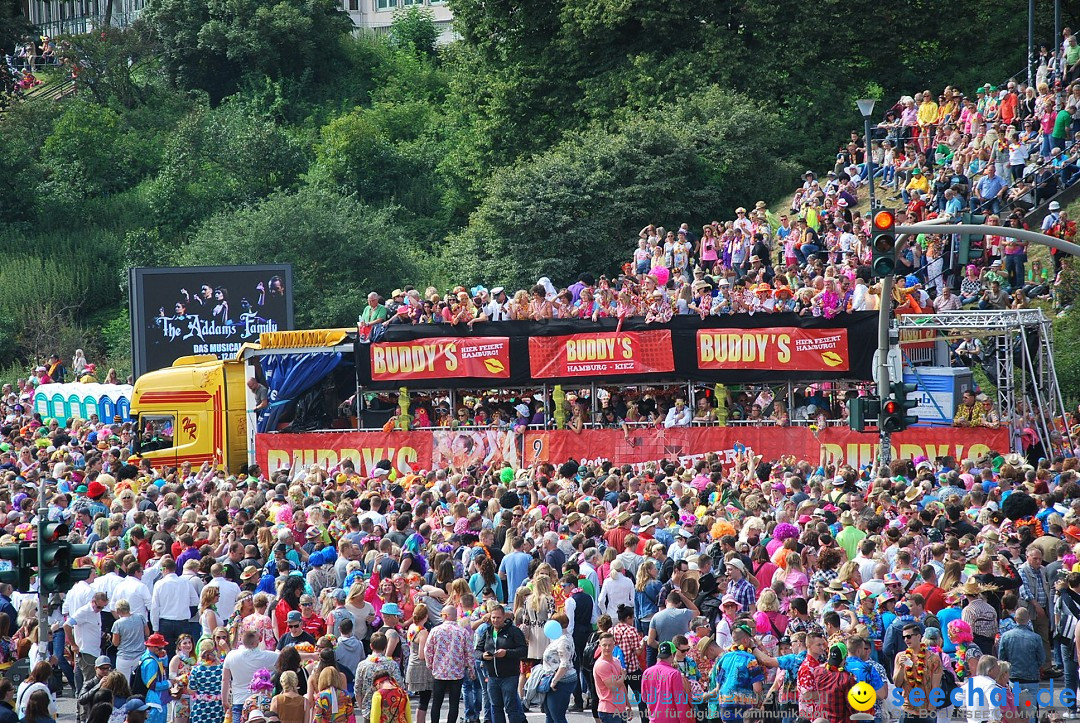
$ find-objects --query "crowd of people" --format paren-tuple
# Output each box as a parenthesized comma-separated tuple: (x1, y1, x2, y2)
(0, 411, 1079, 723)
(360, 74, 1080, 333)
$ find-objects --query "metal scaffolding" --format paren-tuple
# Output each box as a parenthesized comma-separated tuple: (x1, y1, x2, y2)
(896, 309, 1073, 457)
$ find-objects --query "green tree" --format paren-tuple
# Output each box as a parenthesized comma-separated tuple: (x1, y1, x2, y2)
(443, 87, 794, 289)
(142, 0, 353, 99)
(388, 5, 437, 59)
(146, 98, 305, 229)
(173, 186, 417, 326)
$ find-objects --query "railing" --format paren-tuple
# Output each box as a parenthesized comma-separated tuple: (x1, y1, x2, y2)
(349, 417, 856, 432)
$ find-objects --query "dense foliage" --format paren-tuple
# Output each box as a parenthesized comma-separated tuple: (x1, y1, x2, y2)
(0, 0, 1074, 376)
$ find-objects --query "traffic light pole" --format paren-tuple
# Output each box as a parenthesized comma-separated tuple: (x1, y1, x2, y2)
(36, 482, 48, 664)
(877, 274, 893, 468)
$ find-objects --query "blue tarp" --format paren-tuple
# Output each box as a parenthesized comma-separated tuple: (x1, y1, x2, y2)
(258, 352, 344, 433)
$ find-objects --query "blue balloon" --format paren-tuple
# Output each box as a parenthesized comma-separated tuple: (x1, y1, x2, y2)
(544, 620, 563, 640)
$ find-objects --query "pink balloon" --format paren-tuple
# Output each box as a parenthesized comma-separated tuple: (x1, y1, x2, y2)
(650, 266, 670, 286)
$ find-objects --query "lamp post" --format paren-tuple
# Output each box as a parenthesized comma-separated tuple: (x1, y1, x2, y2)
(857, 98, 876, 210)
(1028, 0, 1035, 86)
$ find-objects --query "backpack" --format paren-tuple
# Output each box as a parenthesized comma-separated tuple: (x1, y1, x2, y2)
(130, 656, 161, 697)
(935, 665, 957, 709)
(581, 632, 601, 675)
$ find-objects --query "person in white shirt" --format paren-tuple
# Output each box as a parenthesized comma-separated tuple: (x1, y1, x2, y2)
(966, 655, 1004, 723)
(181, 559, 205, 635)
(223, 630, 280, 721)
(141, 543, 168, 590)
(205, 564, 241, 622)
(484, 288, 512, 321)
(149, 557, 199, 658)
(92, 559, 124, 613)
(597, 559, 635, 619)
(62, 569, 97, 620)
(113, 562, 152, 621)
(663, 399, 692, 429)
(64, 591, 108, 686)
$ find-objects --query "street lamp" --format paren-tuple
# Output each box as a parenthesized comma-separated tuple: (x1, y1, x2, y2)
(857, 98, 876, 210)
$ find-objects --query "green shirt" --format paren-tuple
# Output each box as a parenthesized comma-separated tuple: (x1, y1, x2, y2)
(1053, 109, 1072, 140)
(360, 304, 389, 323)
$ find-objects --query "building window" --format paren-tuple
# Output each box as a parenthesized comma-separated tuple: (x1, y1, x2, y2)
(375, 0, 395, 9)
(401, 0, 421, 5)
(349, 0, 358, 10)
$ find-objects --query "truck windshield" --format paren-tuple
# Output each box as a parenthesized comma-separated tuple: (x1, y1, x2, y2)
(138, 414, 175, 452)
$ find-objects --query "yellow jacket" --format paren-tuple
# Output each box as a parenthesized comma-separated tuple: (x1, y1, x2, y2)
(906, 175, 930, 194)
(917, 101, 939, 126)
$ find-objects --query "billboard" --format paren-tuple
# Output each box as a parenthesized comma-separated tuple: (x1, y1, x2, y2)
(529, 330, 675, 378)
(129, 265, 294, 377)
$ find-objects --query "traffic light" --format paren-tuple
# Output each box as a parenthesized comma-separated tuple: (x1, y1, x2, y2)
(848, 395, 881, 432)
(871, 209, 897, 277)
(959, 213, 986, 265)
(37, 522, 91, 594)
(0, 542, 31, 592)
(880, 382, 919, 433)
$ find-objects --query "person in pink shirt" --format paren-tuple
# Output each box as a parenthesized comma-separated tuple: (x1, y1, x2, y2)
(592, 633, 628, 723)
(640, 641, 694, 723)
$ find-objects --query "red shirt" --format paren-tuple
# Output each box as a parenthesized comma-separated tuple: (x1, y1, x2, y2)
(912, 582, 948, 614)
(604, 526, 630, 552)
(812, 666, 857, 723)
(136, 539, 153, 566)
(301, 612, 326, 639)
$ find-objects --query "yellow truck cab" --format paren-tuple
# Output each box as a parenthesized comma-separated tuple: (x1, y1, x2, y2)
(129, 355, 248, 471)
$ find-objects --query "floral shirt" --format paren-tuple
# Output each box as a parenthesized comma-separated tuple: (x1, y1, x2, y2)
(239, 613, 276, 650)
(355, 655, 405, 721)
(424, 622, 475, 681)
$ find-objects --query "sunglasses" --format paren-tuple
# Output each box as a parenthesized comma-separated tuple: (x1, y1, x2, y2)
(902, 633, 919, 639)
(289, 624, 301, 629)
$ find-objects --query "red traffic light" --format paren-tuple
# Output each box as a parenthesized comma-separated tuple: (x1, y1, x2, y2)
(873, 210, 895, 231)
(883, 400, 898, 414)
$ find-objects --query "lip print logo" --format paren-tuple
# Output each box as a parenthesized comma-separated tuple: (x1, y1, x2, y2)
(821, 351, 845, 367)
(484, 358, 506, 374)
(847, 681, 877, 712)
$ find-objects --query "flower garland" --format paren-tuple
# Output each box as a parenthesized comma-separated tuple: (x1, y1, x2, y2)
(954, 644, 969, 681)
(904, 644, 928, 687)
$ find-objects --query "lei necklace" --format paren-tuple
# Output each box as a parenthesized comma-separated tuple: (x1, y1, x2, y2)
(904, 644, 928, 687)
(954, 645, 969, 681)
(729, 643, 755, 655)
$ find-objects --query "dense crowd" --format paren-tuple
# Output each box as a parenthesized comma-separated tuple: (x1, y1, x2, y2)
(1, 407, 1080, 723)
(360, 72, 1080, 333)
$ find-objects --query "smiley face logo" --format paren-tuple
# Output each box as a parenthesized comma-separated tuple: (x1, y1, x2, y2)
(848, 682, 876, 712)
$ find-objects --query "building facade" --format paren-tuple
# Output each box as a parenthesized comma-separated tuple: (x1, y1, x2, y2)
(21, 0, 452, 44)
(345, 0, 453, 43)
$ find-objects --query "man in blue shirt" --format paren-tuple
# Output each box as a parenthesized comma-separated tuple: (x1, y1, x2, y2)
(845, 636, 887, 721)
(971, 165, 1008, 214)
(499, 536, 532, 605)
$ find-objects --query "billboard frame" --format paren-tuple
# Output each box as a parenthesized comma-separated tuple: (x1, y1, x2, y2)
(129, 264, 295, 378)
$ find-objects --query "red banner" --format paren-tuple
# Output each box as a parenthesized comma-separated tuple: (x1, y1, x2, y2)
(370, 337, 510, 381)
(817, 427, 1010, 469)
(697, 328, 849, 371)
(255, 426, 1012, 476)
(522, 427, 817, 470)
(528, 330, 674, 378)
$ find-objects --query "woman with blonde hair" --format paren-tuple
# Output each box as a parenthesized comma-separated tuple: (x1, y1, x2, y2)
(634, 560, 662, 636)
(198, 586, 221, 642)
(777, 552, 809, 598)
(313, 667, 352, 723)
(188, 640, 225, 723)
(404, 604, 435, 723)
(270, 670, 306, 723)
